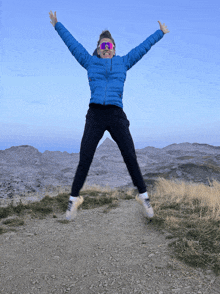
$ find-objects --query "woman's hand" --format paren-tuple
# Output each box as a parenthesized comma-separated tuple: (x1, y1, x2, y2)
(49, 11, 58, 27)
(158, 21, 170, 34)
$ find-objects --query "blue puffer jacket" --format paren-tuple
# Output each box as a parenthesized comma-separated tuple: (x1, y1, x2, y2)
(55, 22, 164, 109)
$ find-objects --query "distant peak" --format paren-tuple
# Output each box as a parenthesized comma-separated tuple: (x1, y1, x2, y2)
(97, 138, 117, 150)
(6, 145, 40, 152)
(103, 138, 115, 144)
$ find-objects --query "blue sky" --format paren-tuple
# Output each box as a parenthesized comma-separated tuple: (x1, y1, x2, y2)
(1, 0, 220, 153)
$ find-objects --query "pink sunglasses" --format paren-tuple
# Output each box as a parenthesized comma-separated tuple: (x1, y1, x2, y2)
(99, 42, 114, 50)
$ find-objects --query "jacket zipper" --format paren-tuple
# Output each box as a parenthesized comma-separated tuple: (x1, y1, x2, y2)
(104, 60, 108, 105)
(104, 59, 113, 105)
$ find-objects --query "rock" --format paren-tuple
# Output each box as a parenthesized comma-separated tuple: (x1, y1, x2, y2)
(0, 139, 220, 207)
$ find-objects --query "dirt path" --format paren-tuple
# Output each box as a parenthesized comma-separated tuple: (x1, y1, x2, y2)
(1, 198, 219, 294)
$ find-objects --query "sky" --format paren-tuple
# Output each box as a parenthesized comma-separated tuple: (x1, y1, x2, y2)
(1, 0, 220, 154)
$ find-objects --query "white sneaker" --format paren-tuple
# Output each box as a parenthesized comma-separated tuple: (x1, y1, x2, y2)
(66, 196, 84, 220)
(136, 194, 154, 218)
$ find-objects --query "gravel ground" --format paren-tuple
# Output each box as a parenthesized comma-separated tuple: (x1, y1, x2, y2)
(0, 198, 219, 294)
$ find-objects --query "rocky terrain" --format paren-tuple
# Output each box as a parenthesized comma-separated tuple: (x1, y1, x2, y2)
(1, 138, 220, 207)
(1, 200, 220, 294)
(1, 139, 220, 293)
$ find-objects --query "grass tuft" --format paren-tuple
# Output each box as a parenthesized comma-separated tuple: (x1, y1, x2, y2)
(148, 177, 220, 276)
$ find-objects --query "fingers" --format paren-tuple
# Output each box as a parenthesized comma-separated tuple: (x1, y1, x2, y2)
(49, 10, 56, 16)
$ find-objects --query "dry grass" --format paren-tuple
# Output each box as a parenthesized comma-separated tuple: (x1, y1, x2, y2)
(149, 177, 220, 276)
(1, 177, 220, 276)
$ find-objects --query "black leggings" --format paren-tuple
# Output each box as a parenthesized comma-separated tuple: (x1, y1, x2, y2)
(71, 104, 147, 196)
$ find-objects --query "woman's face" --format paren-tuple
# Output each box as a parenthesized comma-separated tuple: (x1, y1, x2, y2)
(98, 38, 116, 59)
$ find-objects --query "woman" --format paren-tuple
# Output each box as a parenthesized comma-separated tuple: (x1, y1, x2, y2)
(49, 11, 170, 220)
